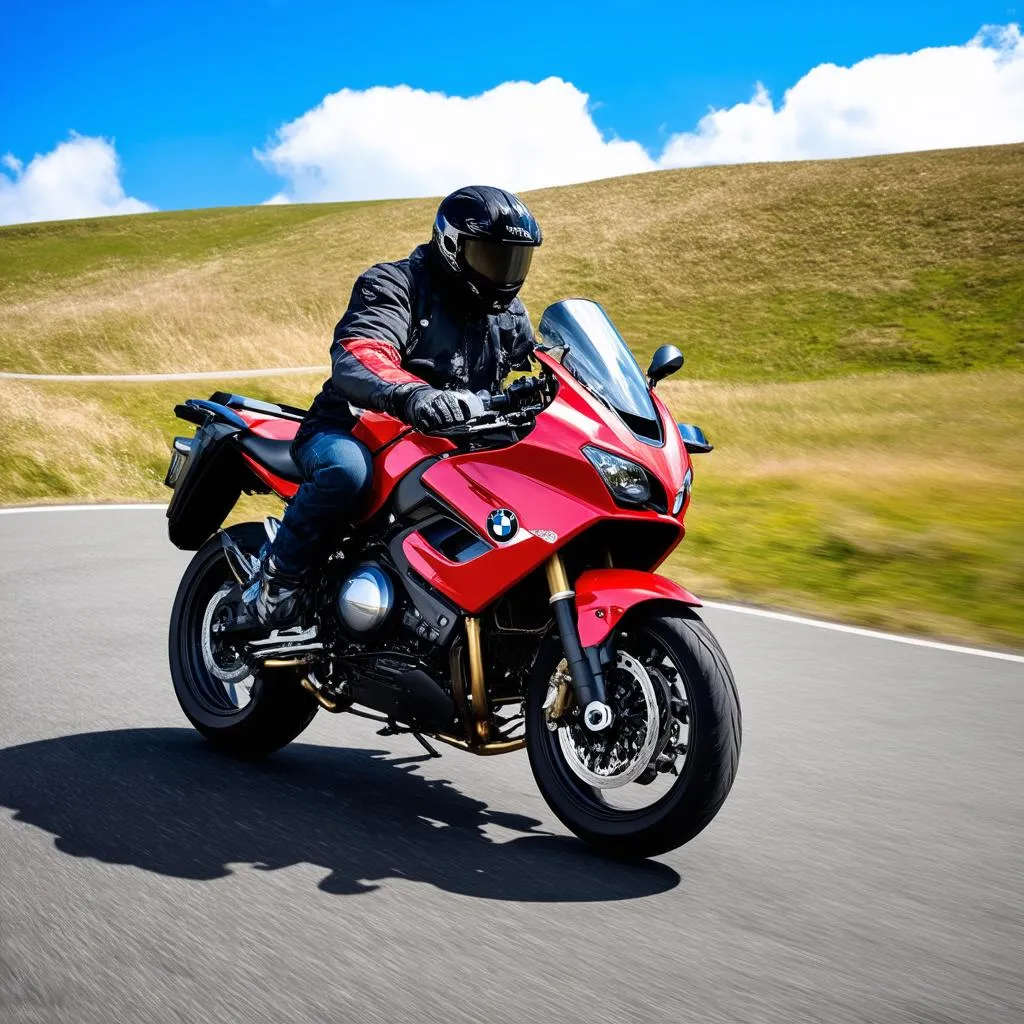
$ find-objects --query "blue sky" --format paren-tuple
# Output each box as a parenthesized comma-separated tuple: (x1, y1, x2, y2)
(1, 0, 1022, 219)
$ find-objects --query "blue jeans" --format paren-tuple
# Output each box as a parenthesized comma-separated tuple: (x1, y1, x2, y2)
(269, 428, 373, 576)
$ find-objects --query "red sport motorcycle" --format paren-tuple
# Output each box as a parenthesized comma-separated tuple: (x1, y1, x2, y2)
(165, 299, 740, 858)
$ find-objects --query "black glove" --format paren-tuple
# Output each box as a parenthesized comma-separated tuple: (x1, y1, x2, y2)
(405, 387, 485, 431)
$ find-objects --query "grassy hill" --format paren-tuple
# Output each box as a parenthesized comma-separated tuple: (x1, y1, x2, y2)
(1, 144, 1022, 646)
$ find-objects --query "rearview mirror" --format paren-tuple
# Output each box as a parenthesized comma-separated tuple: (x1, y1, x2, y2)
(647, 345, 684, 386)
(677, 422, 713, 454)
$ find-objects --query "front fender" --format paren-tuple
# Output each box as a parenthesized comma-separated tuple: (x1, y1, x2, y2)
(575, 569, 702, 648)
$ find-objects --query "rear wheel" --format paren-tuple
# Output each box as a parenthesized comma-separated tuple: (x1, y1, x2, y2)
(168, 522, 318, 757)
(526, 603, 740, 859)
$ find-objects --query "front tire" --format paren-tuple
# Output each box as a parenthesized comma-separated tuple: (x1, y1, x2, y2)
(526, 603, 741, 859)
(168, 522, 318, 758)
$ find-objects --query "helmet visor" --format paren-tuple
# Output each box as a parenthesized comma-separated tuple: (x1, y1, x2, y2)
(463, 239, 534, 288)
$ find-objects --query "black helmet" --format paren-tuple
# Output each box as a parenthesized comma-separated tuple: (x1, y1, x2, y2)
(431, 185, 542, 313)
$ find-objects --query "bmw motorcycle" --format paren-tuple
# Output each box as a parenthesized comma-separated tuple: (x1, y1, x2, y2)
(165, 299, 740, 859)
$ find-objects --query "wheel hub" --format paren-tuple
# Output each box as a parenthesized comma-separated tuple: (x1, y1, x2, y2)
(556, 650, 660, 789)
(201, 584, 253, 694)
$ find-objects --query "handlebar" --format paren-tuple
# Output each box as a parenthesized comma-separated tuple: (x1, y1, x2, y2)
(481, 373, 550, 413)
(421, 372, 554, 440)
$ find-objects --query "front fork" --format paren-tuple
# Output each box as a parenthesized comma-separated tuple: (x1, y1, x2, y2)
(545, 553, 613, 732)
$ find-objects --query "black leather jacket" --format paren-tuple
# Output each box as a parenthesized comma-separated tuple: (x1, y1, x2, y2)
(297, 245, 535, 443)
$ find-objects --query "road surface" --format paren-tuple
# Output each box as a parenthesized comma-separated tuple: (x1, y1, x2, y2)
(1, 509, 1021, 1023)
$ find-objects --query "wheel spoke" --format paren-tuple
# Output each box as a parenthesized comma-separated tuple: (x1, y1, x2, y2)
(546, 625, 696, 813)
(191, 578, 257, 713)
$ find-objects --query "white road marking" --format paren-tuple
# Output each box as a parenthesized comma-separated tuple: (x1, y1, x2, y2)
(702, 600, 1024, 664)
(0, 504, 1020, 663)
(0, 503, 165, 516)
(0, 366, 326, 382)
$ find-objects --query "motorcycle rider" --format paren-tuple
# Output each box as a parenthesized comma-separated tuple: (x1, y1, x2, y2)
(246, 185, 543, 628)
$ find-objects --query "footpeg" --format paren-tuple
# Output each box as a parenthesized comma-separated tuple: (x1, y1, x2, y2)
(247, 625, 323, 661)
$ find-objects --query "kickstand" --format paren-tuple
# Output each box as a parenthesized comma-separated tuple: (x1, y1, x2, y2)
(412, 732, 441, 758)
(375, 720, 442, 758)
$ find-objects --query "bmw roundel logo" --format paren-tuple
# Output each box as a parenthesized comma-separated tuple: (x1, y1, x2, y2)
(486, 508, 518, 542)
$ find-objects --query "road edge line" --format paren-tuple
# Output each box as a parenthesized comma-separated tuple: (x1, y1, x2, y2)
(0, 503, 166, 516)
(702, 600, 1024, 664)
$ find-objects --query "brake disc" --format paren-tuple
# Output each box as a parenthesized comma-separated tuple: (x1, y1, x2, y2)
(557, 650, 660, 789)
(201, 583, 252, 688)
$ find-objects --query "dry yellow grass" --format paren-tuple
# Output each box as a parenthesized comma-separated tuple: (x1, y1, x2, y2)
(0, 378, 170, 499)
(1, 144, 1021, 377)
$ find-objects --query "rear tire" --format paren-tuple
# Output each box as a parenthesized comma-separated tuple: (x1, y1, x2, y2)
(168, 522, 318, 758)
(526, 603, 740, 859)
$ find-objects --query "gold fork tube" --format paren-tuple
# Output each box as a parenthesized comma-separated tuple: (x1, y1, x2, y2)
(464, 616, 491, 742)
(545, 552, 572, 599)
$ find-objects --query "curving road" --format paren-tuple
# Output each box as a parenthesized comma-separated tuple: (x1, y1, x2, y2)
(1, 509, 1022, 1024)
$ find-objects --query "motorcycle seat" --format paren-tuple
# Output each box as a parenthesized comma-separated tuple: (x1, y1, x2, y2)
(236, 433, 304, 484)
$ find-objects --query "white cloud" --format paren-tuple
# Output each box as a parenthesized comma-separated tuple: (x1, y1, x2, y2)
(257, 77, 655, 204)
(660, 24, 1024, 166)
(260, 25, 1024, 204)
(0, 134, 154, 226)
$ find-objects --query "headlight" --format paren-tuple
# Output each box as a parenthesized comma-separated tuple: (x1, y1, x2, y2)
(672, 467, 693, 515)
(583, 446, 651, 505)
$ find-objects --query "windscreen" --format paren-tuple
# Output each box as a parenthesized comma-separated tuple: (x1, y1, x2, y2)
(538, 299, 661, 441)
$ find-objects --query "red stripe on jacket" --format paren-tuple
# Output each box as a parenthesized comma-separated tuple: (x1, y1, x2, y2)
(340, 338, 424, 388)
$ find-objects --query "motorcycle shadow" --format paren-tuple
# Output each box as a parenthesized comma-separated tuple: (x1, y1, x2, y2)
(0, 727, 680, 902)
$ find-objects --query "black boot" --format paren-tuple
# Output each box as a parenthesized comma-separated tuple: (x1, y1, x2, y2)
(244, 555, 303, 629)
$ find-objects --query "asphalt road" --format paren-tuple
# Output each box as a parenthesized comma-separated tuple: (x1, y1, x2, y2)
(1, 509, 1022, 1024)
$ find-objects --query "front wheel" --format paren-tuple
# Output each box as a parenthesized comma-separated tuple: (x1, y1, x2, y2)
(526, 603, 741, 859)
(168, 522, 318, 758)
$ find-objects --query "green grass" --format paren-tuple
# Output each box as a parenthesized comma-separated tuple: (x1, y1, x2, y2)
(662, 371, 1024, 646)
(1, 144, 1022, 647)
(0, 203, 347, 288)
(1, 145, 1021, 377)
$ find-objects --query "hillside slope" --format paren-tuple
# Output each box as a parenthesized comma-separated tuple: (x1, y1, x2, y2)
(1, 145, 1021, 646)
(1, 144, 1021, 379)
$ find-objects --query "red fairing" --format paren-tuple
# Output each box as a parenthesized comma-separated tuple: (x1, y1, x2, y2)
(650, 388, 693, 519)
(533, 350, 691, 524)
(359, 431, 455, 521)
(403, 353, 688, 614)
(226, 345, 696, 613)
(574, 568, 702, 648)
(352, 410, 407, 452)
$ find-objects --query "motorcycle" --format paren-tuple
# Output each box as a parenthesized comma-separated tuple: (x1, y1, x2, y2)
(165, 298, 740, 859)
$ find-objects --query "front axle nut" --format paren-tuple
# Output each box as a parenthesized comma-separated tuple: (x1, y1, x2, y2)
(583, 701, 613, 732)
